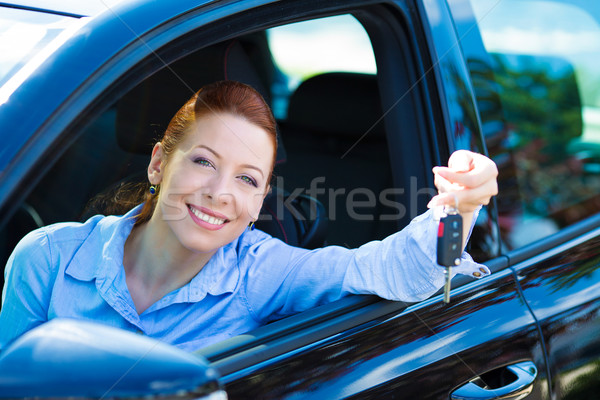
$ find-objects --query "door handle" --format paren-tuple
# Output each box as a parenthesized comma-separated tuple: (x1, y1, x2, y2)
(451, 361, 537, 400)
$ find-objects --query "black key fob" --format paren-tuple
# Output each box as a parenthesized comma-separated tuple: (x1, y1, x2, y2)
(437, 212, 463, 267)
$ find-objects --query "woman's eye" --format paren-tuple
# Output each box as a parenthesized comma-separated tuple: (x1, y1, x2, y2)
(240, 175, 258, 187)
(194, 157, 213, 168)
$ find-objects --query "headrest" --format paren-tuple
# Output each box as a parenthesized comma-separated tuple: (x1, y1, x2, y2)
(286, 72, 386, 138)
(115, 35, 286, 162)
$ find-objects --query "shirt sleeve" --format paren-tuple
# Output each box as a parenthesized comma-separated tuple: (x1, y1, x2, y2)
(0, 229, 55, 351)
(242, 208, 490, 323)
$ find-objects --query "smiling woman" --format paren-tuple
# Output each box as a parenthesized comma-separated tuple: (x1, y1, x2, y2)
(0, 80, 497, 352)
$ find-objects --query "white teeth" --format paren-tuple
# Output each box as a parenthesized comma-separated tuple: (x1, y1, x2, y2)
(189, 206, 225, 225)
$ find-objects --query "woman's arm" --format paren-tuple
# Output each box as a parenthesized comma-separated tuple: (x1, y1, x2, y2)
(242, 207, 488, 323)
(0, 229, 54, 350)
(243, 151, 498, 323)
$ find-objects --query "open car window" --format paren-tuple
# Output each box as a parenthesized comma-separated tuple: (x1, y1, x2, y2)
(2, 13, 399, 258)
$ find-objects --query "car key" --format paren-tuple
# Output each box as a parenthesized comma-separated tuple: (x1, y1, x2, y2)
(436, 205, 462, 303)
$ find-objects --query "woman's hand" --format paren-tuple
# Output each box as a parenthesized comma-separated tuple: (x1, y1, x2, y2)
(427, 150, 498, 214)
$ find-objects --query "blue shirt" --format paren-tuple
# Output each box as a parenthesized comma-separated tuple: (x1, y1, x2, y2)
(0, 205, 489, 352)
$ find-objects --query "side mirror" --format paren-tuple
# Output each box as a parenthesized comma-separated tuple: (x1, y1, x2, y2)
(0, 319, 226, 399)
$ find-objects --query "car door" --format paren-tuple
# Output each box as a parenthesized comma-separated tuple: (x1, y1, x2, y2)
(205, 267, 547, 399)
(449, 0, 600, 398)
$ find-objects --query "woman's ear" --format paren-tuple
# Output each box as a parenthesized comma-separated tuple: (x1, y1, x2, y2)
(148, 143, 165, 184)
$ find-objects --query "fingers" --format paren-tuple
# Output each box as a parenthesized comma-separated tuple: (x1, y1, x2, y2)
(429, 150, 498, 213)
(447, 149, 475, 172)
(428, 178, 497, 212)
(433, 153, 498, 189)
(433, 170, 462, 193)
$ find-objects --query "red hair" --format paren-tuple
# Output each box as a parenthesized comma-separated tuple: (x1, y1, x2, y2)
(135, 80, 277, 226)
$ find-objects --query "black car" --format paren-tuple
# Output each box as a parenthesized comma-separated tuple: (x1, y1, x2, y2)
(0, 0, 599, 399)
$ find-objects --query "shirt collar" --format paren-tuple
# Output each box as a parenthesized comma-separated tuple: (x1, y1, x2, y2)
(65, 205, 141, 282)
(66, 204, 241, 303)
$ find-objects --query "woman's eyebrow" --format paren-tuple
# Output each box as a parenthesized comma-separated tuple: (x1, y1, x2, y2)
(197, 145, 221, 159)
(241, 164, 264, 178)
(196, 145, 265, 178)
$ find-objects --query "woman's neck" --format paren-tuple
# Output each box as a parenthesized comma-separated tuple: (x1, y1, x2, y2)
(123, 218, 216, 314)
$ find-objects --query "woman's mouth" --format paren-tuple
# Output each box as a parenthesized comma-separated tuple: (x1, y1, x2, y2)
(187, 204, 230, 229)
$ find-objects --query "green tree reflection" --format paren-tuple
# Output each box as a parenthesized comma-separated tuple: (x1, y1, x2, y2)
(492, 53, 600, 226)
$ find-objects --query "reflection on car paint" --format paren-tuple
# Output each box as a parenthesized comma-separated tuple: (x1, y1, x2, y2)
(223, 270, 548, 399)
(514, 235, 600, 399)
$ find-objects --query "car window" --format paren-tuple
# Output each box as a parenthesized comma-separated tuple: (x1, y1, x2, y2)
(1, 12, 394, 267)
(0, 7, 76, 88)
(462, 0, 600, 250)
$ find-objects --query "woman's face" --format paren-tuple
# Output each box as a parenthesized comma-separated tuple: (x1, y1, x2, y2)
(148, 112, 274, 254)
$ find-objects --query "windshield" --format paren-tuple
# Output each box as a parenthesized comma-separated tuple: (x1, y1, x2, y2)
(0, 7, 77, 88)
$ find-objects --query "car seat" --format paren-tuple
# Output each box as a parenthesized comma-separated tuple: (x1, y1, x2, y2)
(277, 72, 397, 247)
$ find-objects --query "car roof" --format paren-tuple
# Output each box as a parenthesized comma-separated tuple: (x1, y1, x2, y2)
(0, 0, 127, 17)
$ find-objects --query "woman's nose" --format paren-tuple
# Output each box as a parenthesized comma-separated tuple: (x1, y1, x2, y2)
(204, 175, 233, 205)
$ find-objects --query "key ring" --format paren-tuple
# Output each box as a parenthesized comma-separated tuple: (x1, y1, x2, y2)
(433, 193, 460, 221)
(443, 193, 460, 215)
